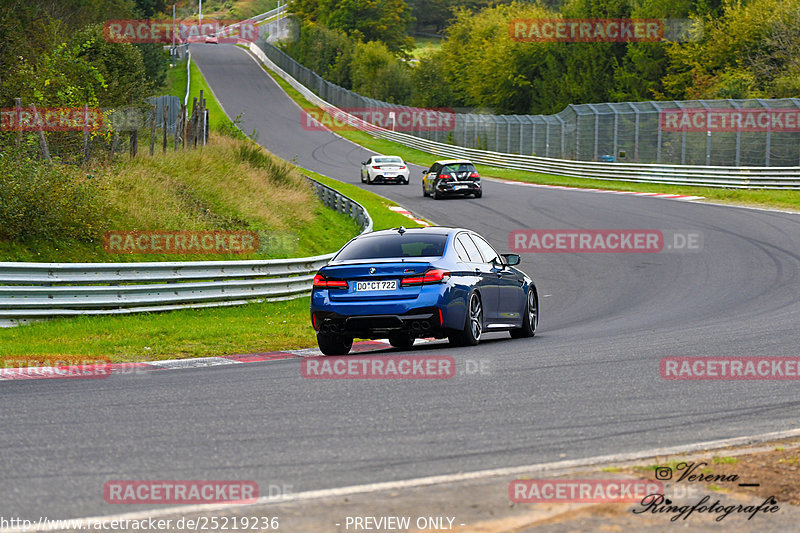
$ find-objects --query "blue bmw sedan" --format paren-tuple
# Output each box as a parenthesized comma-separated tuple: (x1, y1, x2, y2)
(310, 226, 538, 355)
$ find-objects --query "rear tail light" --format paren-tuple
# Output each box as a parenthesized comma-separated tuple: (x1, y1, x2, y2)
(312, 274, 348, 289)
(372, 166, 381, 169)
(399, 166, 406, 169)
(311, 312, 318, 330)
(401, 269, 450, 286)
(469, 172, 480, 179)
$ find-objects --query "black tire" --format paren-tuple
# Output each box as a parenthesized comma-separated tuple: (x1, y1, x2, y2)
(510, 287, 537, 338)
(449, 291, 483, 347)
(317, 333, 353, 355)
(361, 173, 365, 183)
(388, 332, 415, 349)
(474, 190, 483, 198)
(403, 179, 410, 185)
(433, 185, 443, 200)
(366, 174, 372, 185)
(422, 184, 430, 197)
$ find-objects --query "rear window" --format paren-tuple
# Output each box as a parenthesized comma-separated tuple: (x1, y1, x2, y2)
(335, 233, 448, 260)
(441, 163, 477, 174)
(374, 157, 403, 164)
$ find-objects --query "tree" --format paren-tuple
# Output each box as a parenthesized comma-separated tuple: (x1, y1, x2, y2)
(289, 0, 414, 53)
(662, 0, 800, 99)
(351, 41, 412, 103)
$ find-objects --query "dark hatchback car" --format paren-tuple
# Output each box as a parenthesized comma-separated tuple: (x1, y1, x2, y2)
(421, 159, 482, 199)
(310, 226, 538, 355)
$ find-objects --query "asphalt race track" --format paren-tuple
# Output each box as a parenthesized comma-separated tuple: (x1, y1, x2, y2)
(2, 44, 799, 522)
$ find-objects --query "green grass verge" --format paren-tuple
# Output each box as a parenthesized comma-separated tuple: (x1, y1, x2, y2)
(262, 59, 800, 211)
(0, 298, 315, 360)
(162, 57, 188, 100)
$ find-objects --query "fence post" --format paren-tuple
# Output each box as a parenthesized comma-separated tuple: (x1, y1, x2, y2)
(130, 129, 138, 158)
(149, 104, 156, 156)
(545, 121, 550, 158)
(730, 100, 741, 166)
(631, 103, 640, 162)
(655, 102, 662, 164)
(111, 130, 119, 158)
(592, 105, 599, 161)
(30, 105, 51, 161)
(758, 99, 771, 167)
(198, 90, 205, 147)
(162, 103, 169, 154)
(191, 97, 198, 148)
(176, 103, 184, 151)
(203, 99, 208, 145)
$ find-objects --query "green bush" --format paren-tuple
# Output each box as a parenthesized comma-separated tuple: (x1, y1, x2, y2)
(0, 151, 109, 243)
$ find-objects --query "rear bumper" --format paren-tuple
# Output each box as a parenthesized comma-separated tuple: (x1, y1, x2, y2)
(312, 307, 444, 338)
(372, 174, 409, 183)
(311, 283, 466, 337)
(436, 181, 481, 195)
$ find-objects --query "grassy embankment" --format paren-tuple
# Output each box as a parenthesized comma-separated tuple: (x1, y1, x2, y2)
(0, 58, 422, 362)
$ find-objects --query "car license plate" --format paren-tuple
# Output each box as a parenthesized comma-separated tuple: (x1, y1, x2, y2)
(355, 280, 397, 291)
(455, 185, 467, 190)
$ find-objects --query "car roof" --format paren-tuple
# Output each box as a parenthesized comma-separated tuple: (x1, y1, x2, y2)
(371, 154, 403, 158)
(359, 226, 464, 238)
(432, 159, 473, 165)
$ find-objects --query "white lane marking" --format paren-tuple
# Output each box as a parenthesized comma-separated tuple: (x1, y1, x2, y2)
(10, 428, 800, 532)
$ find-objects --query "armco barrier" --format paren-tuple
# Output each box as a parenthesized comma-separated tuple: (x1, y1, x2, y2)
(251, 42, 800, 189)
(0, 177, 370, 327)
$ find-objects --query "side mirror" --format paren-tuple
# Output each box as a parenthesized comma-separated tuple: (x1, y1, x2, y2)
(502, 253, 520, 266)
(361, 161, 368, 166)
(421, 169, 428, 174)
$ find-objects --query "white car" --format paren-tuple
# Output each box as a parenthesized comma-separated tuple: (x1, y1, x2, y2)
(360, 155, 410, 184)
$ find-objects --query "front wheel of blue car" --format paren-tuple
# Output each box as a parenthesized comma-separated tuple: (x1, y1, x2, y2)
(449, 292, 482, 347)
(317, 333, 353, 355)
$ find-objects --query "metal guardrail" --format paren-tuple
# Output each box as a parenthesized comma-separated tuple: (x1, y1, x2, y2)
(0, 177, 370, 327)
(252, 42, 800, 189)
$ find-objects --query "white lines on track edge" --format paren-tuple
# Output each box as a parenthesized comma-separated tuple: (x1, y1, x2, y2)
(8, 428, 800, 532)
